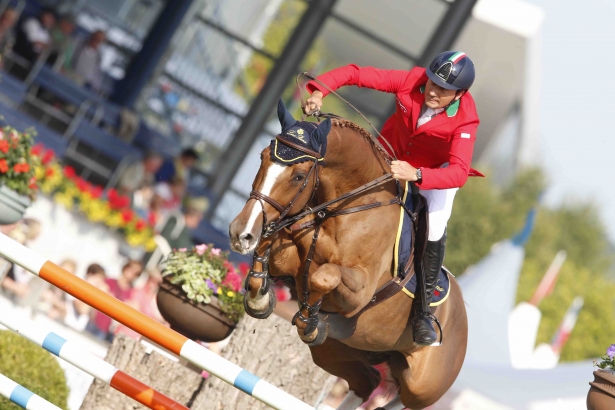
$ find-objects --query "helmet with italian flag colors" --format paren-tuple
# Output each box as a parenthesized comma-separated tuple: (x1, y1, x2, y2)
(426, 51, 475, 91)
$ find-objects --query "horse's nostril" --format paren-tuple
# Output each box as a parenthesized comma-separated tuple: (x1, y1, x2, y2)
(239, 233, 254, 243)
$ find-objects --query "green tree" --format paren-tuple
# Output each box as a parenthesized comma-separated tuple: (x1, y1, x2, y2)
(447, 168, 615, 362)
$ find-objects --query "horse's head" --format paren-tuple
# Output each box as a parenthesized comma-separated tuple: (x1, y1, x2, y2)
(230, 99, 331, 254)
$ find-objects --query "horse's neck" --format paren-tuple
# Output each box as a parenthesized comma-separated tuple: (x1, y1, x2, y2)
(318, 127, 388, 202)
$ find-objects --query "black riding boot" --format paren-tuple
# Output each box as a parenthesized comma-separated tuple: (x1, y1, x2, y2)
(412, 229, 447, 346)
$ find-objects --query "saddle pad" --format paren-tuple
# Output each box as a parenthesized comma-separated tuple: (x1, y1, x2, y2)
(394, 181, 451, 306)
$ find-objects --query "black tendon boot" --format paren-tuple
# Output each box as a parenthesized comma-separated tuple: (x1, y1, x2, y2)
(412, 229, 447, 346)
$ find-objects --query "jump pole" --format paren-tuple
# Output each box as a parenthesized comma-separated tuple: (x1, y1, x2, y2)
(0, 303, 187, 410)
(0, 372, 61, 410)
(0, 234, 315, 410)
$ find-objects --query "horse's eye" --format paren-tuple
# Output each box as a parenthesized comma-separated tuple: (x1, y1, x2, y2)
(292, 174, 305, 182)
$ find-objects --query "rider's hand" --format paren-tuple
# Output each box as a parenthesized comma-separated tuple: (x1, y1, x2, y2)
(391, 160, 419, 182)
(303, 91, 323, 115)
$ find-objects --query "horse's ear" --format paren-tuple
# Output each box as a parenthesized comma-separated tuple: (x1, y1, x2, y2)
(312, 118, 331, 148)
(277, 99, 296, 131)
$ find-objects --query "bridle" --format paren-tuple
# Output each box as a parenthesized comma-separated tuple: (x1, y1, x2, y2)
(248, 126, 324, 240)
(245, 120, 408, 339)
(243, 73, 432, 343)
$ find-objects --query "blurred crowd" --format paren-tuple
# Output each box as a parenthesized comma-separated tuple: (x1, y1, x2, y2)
(0, 218, 166, 343)
(0, 142, 211, 343)
(0, 7, 107, 93)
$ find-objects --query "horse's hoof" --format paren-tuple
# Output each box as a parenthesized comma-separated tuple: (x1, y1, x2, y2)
(244, 284, 276, 319)
(305, 320, 328, 346)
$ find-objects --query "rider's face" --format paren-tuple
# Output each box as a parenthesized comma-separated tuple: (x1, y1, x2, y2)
(424, 79, 460, 109)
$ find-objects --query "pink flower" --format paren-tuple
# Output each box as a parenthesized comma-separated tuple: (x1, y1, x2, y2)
(195, 244, 208, 255)
(222, 272, 243, 292)
(178, 248, 187, 252)
(211, 248, 221, 256)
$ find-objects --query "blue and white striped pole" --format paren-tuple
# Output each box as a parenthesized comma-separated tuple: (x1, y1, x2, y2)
(0, 373, 61, 410)
(0, 304, 187, 409)
(0, 233, 315, 410)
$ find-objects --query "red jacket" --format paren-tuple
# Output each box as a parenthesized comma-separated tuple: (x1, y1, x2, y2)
(307, 65, 483, 190)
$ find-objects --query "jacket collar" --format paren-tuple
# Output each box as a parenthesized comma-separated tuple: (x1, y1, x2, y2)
(412, 85, 460, 135)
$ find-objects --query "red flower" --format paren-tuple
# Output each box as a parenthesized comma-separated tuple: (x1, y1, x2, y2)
(45, 167, 55, 177)
(135, 219, 146, 232)
(32, 144, 43, 156)
(29, 177, 37, 190)
(14, 163, 30, 174)
(0, 159, 8, 173)
(90, 186, 103, 199)
(238, 262, 250, 276)
(63, 165, 76, 179)
(121, 209, 134, 223)
(41, 149, 55, 165)
(0, 140, 9, 153)
(75, 177, 90, 193)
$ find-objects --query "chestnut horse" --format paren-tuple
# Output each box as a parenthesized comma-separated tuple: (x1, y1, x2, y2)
(229, 101, 467, 409)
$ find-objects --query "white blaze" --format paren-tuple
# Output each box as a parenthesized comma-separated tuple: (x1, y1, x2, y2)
(243, 162, 287, 242)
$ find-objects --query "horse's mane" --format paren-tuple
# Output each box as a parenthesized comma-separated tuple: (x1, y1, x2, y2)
(331, 118, 390, 161)
(331, 118, 374, 142)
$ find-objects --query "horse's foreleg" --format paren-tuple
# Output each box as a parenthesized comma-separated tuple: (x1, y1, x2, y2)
(310, 338, 381, 409)
(295, 263, 343, 343)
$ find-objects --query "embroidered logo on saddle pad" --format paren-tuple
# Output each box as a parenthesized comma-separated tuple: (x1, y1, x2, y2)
(271, 99, 331, 165)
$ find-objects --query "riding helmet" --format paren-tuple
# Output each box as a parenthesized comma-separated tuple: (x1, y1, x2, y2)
(426, 51, 475, 91)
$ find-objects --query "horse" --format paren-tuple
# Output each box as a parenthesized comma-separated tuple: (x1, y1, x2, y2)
(229, 100, 468, 409)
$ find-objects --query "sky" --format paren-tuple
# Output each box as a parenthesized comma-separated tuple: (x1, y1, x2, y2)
(523, 0, 615, 242)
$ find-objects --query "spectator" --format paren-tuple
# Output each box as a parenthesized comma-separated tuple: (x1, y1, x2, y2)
(49, 14, 75, 72)
(41, 258, 76, 320)
(114, 268, 166, 339)
(0, 8, 18, 56)
(0, 218, 41, 300)
(73, 30, 106, 93)
(153, 176, 186, 217)
(155, 148, 199, 184)
(160, 197, 208, 250)
(14, 8, 55, 62)
(63, 264, 108, 332)
(118, 151, 164, 196)
(86, 260, 141, 342)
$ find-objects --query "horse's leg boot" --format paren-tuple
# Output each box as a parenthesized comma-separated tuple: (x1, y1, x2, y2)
(412, 229, 446, 346)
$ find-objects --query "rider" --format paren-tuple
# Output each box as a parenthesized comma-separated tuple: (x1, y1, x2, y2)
(303, 51, 481, 346)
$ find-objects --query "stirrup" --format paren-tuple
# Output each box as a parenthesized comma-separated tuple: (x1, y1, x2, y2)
(412, 313, 444, 347)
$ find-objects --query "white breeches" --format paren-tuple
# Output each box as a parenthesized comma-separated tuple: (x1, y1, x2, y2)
(421, 187, 458, 241)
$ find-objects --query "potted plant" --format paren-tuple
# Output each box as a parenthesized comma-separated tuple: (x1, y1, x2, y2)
(156, 244, 245, 342)
(587, 344, 615, 410)
(0, 127, 40, 224)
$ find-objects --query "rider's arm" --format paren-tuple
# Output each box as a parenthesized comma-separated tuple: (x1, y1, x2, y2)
(416, 120, 478, 190)
(306, 64, 411, 96)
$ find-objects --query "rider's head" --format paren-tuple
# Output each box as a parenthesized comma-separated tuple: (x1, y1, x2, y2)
(424, 51, 475, 109)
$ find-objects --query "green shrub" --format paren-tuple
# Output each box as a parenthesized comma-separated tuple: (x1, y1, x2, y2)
(0, 331, 68, 410)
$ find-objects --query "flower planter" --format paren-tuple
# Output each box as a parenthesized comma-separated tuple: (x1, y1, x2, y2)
(0, 185, 30, 224)
(156, 278, 237, 343)
(587, 370, 615, 410)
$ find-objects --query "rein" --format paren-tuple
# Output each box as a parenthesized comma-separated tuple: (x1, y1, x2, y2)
(244, 74, 419, 341)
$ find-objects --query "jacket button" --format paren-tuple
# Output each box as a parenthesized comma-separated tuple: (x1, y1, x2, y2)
(408, 142, 412, 146)
(406, 152, 410, 155)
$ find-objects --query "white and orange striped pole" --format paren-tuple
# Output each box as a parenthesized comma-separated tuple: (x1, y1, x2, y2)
(0, 304, 187, 410)
(0, 233, 314, 410)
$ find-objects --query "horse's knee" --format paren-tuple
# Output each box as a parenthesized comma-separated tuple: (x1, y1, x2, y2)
(311, 263, 342, 294)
